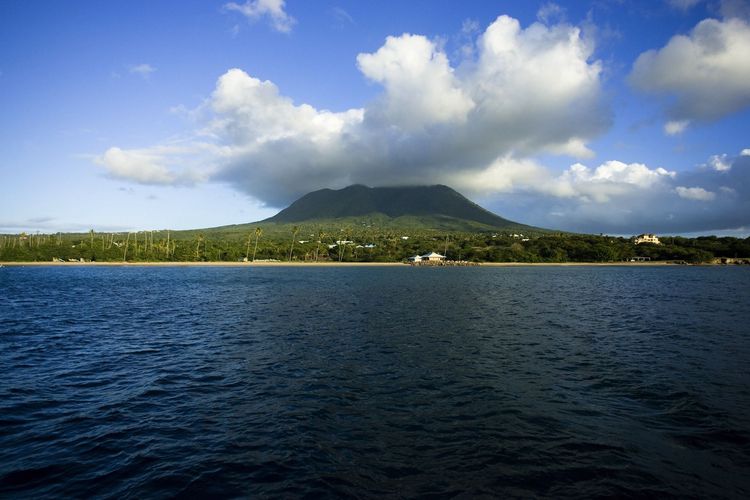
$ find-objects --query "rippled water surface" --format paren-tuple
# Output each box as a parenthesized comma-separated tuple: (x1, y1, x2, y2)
(1, 265, 749, 498)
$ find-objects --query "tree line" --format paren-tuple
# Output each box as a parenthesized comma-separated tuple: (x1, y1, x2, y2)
(2, 228, 749, 263)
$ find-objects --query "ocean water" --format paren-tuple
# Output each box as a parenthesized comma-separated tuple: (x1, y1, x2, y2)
(0, 265, 749, 498)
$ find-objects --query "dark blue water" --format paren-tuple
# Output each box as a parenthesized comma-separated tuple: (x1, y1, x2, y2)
(1, 266, 749, 498)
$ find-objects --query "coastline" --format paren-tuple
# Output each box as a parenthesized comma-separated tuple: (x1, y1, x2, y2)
(0, 261, 682, 267)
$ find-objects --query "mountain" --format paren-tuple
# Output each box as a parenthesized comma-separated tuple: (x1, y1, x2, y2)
(259, 184, 543, 232)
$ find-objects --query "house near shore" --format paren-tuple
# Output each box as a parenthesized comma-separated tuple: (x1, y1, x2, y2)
(408, 252, 447, 264)
(634, 233, 661, 245)
(420, 252, 446, 262)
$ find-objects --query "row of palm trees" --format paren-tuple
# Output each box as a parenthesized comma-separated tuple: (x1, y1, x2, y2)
(246, 226, 340, 262)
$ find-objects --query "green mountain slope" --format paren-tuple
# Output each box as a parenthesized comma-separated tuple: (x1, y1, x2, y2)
(257, 184, 541, 232)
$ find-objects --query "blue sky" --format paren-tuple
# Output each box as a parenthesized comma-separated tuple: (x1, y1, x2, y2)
(1, 0, 749, 235)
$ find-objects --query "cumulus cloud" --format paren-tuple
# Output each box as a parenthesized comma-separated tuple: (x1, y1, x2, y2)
(664, 120, 689, 135)
(553, 161, 676, 202)
(356, 34, 475, 130)
(629, 17, 750, 130)
(97, 18, 750, 234)
(100, 15, 610, 207)
(445, 158, 675, 205)
(482, 151, 750, 234)
(676, 186, 716, 200)
(706, 153, 732, 171)
(224, 0, 295, 33)
(95, 144, 216, 185)
(129, 63, 156, 79)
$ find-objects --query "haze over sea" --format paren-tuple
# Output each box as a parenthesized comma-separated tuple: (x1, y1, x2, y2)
(1, 266, 749, 498)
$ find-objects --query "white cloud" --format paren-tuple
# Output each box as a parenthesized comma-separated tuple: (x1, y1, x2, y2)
(96, 147, 175, 184)
(129, 64, 156, 79)
(209, 69, 364, 144)
(445, 157, 675, 204)
(551, 160, 675, 202)
(665, 119, 689, 135)
(224, 0, 295, 33)
(101, 15, 610, 206)
(741, 148, 750, 156)
(629, 17, 750, 124)
(543, 138, 595, 158)
(443, 156, 550, 195)
(707, 153, 732, 171)
(95, 144, 215, 185)
(482, 153, 750, 234)
(537, 3, 566, 24)
(676, 186, 717, 200)
(356, 34, 475, 130)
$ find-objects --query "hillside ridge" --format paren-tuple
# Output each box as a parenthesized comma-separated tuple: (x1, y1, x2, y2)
(261, 184, 534, 231)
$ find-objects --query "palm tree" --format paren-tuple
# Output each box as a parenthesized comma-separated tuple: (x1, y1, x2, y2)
(315, 229, 325, 262)
(195, 234, 204, 261)
(288, 225, 300, 261)
(252, 227, 263, 262)
(338, 227, 350, 262)
(123, 232, 130, 261)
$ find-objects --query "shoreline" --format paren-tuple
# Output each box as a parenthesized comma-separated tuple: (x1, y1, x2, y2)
(0, 261, 685, 267)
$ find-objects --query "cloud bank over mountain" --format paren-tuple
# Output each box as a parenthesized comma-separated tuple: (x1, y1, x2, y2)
(95, 14, 750, 234)
(485, 152, 750, 234)
(97, 16, 608, 202)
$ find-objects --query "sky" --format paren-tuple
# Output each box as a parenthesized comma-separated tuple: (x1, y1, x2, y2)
(1, 0, 749, 236)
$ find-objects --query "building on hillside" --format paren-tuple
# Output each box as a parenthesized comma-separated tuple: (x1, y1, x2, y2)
(634, 233, 661, 245)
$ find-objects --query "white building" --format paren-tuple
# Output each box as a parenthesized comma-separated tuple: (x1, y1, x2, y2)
(634, 234, 661, 245)
(420, 252, 446, 262)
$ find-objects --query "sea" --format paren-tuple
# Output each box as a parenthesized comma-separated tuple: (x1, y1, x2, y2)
(1, 265, 749, 498)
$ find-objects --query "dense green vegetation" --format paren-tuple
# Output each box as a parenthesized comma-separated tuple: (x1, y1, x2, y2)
(3, 185, 748, 264)
(2, 228, 748, 264)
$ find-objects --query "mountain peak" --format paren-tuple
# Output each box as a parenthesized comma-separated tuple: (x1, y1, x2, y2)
(263, 185, 539, 232)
